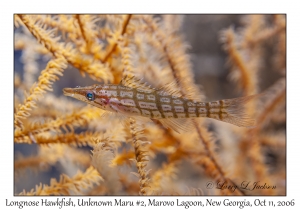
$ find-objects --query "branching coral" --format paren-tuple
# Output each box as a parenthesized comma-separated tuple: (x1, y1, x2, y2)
(14, 14, 286, 196)
(20, 166, 102, 195)
(128, 117, 151, 195)
(14, 56, 67, 129)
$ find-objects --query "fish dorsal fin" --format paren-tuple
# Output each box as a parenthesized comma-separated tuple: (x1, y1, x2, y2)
(158, 118, 194, 133)
(158, 80, 183, 98)
(158, 79, 202, 101)
(120, 75, 155, 93)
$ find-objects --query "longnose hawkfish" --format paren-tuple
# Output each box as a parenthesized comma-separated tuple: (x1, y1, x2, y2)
(63, 76, 258, 133)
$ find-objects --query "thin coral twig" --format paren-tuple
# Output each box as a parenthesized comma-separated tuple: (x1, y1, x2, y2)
(20, 166, 102, 195)
(129, 117, 150, 195)
(18, 14, 112, 82)
(14, 106, 103, 143)
(103, 14, 132, 62)
(14, 57, 67, 129)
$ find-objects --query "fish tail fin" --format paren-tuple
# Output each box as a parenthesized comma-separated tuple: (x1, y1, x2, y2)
(205, 94, 260, 127)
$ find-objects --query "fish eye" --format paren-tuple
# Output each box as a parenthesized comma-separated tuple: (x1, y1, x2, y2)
(86, 91, 95, 101)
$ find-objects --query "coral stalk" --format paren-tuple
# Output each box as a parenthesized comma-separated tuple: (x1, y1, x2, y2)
(129, 117, 150, 195)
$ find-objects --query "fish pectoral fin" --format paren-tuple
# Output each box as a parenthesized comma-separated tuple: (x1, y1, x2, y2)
(100, 111, 129, 124)
(157, 118, 194, 133)
(133, 116, 153, 123)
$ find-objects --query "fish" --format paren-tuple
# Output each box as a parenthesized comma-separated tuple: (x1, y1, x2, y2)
(63, 76, 258, 133)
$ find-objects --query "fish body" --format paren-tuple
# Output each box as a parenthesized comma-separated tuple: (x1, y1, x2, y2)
(63, 77, 256, 132)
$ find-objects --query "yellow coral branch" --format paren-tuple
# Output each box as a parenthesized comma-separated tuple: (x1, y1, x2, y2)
(15, 131, 102, 146)
(17, 14, 112, 82)
(149, 162, 178, 195)
(75, 14, 90, 52)
(103, 14, 132, 62)
(221, 28, 255, 95)
(110, 150, 135, 167)
(129, 117, 151, 195)
(193, 122, 245, 196)
(14, 56, 67, 129)
(91, 141, 121, 194)
(14, 106, 104, 143)
(14, 156, 49, 177)
(20, 166, 102, 195)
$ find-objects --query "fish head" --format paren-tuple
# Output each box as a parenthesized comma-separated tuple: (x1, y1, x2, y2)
(63, 85, 110, 110)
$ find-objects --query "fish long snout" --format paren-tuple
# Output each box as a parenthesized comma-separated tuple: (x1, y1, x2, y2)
(63, 88, 75, 96)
